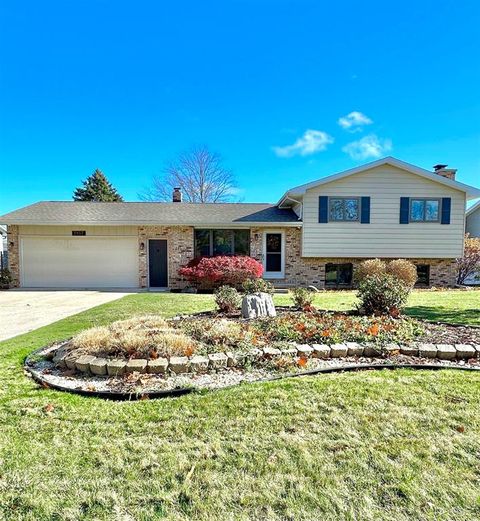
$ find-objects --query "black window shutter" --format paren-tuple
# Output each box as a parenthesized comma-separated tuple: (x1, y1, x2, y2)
(441, 197, 451, 224)
(360, 197, 370, 224)
(399, 197, 410, 224)
(318, 196, 329, 223)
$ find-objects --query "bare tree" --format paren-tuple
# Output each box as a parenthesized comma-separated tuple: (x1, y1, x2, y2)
(139, 146, 237, 202)
(456, 234, 480, 284)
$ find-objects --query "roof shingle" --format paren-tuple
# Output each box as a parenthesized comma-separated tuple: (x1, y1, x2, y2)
(0, 201, 299, 226)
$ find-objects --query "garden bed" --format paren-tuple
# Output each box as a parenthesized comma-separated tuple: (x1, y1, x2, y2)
(24, 311, 480, 398)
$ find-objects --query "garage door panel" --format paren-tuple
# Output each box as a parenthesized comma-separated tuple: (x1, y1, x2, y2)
(21, 237, 139, 288)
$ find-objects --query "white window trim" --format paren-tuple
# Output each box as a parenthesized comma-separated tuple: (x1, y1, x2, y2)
(262, 230, 285, 279)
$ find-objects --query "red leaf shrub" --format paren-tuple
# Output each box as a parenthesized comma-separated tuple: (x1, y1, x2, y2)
(178, 255, 263, 288)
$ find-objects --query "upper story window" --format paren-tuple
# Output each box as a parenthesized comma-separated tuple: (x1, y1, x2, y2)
(329, 197, 360, 221)
(194, 229, 250, 257)
(410, 199, 440, 222)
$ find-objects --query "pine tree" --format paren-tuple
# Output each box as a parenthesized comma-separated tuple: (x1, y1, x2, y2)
(73, 169, 124, 202)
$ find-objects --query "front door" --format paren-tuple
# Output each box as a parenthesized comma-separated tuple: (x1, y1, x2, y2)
(148, 240, 168, 287)
(263, 231, 284, 279)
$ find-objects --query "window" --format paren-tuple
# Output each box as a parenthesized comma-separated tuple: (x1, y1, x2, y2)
(410, 199, 440, 222)
(265, 233, 282, 272)
(325, 263, 353, 288)
(416, 264, 430, 286)
(329, 197, 360, 221)
(194, 229, 250, 257)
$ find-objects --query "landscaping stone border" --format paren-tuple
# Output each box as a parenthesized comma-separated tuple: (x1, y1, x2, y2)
(24, 358, 480, 401)
(50, 341, 480, 377)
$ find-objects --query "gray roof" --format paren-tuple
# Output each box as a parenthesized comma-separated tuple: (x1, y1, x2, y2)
(0, 201, 299, 226)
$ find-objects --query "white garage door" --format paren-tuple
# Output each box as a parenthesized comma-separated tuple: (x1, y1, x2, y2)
(20, 237, 139, 288)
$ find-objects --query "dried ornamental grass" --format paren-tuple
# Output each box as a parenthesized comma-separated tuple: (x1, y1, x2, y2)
(70, 315, 196, 359)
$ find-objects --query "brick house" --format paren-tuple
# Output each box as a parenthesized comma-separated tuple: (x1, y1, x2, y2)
(1, 157, 479, 289)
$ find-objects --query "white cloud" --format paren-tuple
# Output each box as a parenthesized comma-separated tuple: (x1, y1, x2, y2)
(273, 129, 334, 157)
(338, 111, 373, 132)
(342, 134, 392, 160)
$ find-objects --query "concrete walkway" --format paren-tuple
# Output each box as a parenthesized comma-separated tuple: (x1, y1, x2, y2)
(0, 290, 134, 342)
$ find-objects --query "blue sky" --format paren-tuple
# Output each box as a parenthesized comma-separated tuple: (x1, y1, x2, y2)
(1, 0, 479, 215)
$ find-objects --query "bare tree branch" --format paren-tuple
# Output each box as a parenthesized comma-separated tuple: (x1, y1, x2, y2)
(139, 145, 237, 203)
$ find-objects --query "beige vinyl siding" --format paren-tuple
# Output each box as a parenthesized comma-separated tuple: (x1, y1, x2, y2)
(18, 225, 138, 236)
(466, 206, 480, 238)
(302, 165, 466, 258)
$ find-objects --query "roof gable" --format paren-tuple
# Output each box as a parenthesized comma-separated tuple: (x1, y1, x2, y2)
(278, 157, 480, 205)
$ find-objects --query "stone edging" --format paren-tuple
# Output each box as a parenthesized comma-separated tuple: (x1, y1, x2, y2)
(24, 361, 480, 401)
(50, 341, 480, 376)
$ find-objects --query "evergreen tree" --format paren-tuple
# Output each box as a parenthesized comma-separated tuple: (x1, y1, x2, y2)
(73, 169, 123, 202)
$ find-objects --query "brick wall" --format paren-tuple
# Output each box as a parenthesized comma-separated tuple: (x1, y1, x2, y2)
(6, 224, 458, 289)
(251, 226, 457, 288)
(6, 225, 19, 287)
(138, 226, 194, 289)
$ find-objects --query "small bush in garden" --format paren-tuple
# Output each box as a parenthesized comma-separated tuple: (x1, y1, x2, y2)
(214, 285, 241, 314)
(357, 273, 411, 316)
(242, 278, 274, 295)
(290, 287, 315, 310)
(354, 259, 386, 283)
(0, 268, 13, 287)
(387, 259, 417, 287)
(178, 255, 263, 289)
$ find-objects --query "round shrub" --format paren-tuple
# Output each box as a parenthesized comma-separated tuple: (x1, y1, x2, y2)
(357, 273, 411, 317)
(242, 278, 274, 295)
(290, 287, 315, 310)
(214, 285, 241, 314)
(178, 255, 263, 289)
(386, 259, 417, 287)
(354, 259, 386, 283)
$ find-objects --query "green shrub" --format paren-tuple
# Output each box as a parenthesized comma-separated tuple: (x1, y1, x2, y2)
(290, 287, 315, 309)
(242, 278, 274, 295)
(0, 268, 13, 287)
(354, 259, 386, 283)
(386, 259, 417, 287)
(357, 273, 411, 316)
(214, 285, 241, 313)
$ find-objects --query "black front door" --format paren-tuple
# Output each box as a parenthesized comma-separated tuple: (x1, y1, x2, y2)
(148, 240, 168, 287)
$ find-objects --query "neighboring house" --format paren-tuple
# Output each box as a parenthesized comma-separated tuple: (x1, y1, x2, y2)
(466, 199, 480, 237)
(465, 200, 480, 285)
(1, 157, 479, 290)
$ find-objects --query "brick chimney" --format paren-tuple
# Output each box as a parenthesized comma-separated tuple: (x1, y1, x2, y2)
(172, 187, 182, 202)
(433, 164, 457, 180)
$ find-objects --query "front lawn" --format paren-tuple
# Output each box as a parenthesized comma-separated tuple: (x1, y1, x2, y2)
(1, 290, 479, 520)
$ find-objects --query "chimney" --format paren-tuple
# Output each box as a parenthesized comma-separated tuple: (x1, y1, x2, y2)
(433, 164, 457, 180)
(172, 187, 182, 203)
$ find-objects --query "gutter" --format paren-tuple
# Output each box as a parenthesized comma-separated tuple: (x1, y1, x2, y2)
(4, 220, 303, 228)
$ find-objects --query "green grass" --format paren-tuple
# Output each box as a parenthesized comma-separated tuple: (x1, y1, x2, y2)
(1, 291, 479, 520)
(275, 289, 480, 326)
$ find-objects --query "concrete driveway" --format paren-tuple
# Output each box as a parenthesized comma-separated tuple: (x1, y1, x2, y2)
(0, 290, 134, 342)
